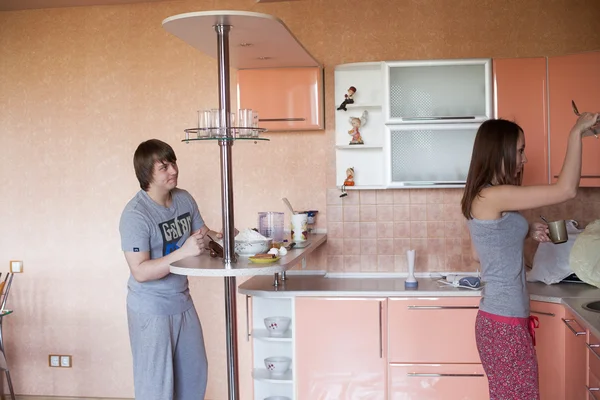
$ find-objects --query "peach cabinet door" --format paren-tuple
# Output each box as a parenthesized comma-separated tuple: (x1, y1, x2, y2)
(530, 301, 566, 399)
(388, 297, 480, 363)
(548, 51, 600, 187)
(493, 57, 549, 185)
(589, 332, 600, 386)
(237, 67, 324, 131)
(295, 297, 387, 400)
(389, 363, 489, 400)
(563, 310, 587, 400)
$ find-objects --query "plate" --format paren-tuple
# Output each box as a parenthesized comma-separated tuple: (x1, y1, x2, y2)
(248, 256, 280, 264)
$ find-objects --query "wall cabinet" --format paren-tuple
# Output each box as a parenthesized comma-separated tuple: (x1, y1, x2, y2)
(493, 57, 549, 186)
(383, 59, 493, 124)
(238, 67, 324, 131)
(295, 297, 387, 399)
(548, 51, 600, 187)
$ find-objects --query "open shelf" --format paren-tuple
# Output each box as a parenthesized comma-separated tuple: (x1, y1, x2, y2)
(253, 368, 293, 383)
(253, 329, 292, 342)
(336, 145, 383, 150)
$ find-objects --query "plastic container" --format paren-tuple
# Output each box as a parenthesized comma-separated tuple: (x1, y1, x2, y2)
(258, 212, 284, 243)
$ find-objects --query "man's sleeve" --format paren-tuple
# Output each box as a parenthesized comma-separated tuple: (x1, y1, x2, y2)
(119, 209, 151, 253)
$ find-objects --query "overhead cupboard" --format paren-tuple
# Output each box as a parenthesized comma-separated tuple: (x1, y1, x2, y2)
(335, 51, 600, 189)
(335, 59, 493, 189)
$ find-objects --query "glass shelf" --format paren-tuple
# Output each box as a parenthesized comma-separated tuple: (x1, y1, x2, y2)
(182, 137, 270, 143)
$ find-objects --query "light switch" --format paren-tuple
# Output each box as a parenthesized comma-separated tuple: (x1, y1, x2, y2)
(60, 355, 72, 368)
(9, 260, 23, 273)
(49, 355, 60, 367)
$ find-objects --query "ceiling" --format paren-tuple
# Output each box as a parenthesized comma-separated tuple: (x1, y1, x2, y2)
(0, 0, 179, 11)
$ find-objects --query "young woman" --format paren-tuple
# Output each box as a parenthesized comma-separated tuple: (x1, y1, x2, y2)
(460, 112, 599, 399)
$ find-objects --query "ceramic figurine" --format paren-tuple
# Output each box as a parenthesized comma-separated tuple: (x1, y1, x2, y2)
(348, 110, 368, 145)
(344, 167, 355, 186)
(337, 86, 356, 111)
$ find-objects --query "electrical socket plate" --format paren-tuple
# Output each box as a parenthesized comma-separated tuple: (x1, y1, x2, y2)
(9, 260, 23, 273)
(60, 355, 72, 368)
(49, 355, 60, 367)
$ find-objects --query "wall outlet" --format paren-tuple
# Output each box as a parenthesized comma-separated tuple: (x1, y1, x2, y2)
(60, 355, 72, 368)
(9, 260, 23, 273)
(49, 355, 60, 367)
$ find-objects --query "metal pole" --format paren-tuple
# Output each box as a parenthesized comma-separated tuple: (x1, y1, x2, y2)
(215, 23, 239, 400)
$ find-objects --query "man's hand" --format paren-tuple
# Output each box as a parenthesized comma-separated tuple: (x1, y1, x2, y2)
(180, 230, 205, 257)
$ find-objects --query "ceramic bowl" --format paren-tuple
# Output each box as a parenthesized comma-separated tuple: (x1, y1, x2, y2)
(264, 356, 291, 376)
(235, 238, 272, 256)
(264, 316, 291, 336)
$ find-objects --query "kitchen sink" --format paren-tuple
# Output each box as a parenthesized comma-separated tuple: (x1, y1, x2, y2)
(582, 300, 600, 313)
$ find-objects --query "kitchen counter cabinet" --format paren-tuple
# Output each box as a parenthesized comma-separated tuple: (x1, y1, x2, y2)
(295, 297, 387, 399)
(548, 51, 600, 187)
(530, 300, 566, 399)
(564, 310, 588, 400)
(388, 297, 480, 364)
(493, 57, 549, 185)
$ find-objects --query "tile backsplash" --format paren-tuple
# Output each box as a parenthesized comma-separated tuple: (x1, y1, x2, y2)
(325, 187, 600, 273)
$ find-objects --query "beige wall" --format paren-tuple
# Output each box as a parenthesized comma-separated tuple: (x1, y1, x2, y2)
(1, 0, 599, 398)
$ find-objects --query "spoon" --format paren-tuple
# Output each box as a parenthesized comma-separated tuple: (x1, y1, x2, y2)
(540, 215, 550, 224)
(572, 100, 598, 139)
(282, 197, 297, 215)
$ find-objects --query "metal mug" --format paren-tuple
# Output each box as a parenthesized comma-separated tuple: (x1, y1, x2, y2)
(548, 220, 568, 244)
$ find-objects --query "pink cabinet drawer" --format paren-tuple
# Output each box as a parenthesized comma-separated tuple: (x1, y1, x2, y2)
(389, 363, 488, 400)
(588, 369, 600, 400)
(388, 297, 480, 363)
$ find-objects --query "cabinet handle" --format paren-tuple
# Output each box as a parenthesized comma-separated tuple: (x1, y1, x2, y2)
(245, 295, 250, 342)
(402, 116, 477, 121)
(379, 301, 383, 359)
(407, 373, 485, 378)
(587, 343, 600, 361)
(587, 386, 600, 400)
(530, 310, 555, 317)
(562, 318, 586, 336)
(259, 118, 306, 122)
(408, 306, 480, 310)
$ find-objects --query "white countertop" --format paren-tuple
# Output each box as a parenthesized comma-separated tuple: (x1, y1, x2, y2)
(170, 233, 327, 277)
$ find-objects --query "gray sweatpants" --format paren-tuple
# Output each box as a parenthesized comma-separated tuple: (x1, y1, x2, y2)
(127, 305, 208, 400)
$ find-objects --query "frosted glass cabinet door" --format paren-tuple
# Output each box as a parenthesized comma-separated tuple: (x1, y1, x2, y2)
(295, 297, 387, 400)
(386, 124, 479, 187)
(384, 59, 492, 124)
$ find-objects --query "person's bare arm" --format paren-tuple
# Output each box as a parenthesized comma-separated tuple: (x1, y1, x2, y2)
(124, 228, 208, 282)
(481, 113, 598, 215)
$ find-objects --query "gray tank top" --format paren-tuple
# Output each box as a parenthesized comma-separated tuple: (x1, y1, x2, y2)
(468, 211, 530, 318)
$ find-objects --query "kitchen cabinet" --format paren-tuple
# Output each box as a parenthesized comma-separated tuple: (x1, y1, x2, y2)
(493, 57, 549, 186)
(588, 332, 600, 398)
(389, 363, 488, 400)
(388, 297, 480, 363)
(250, 296, 294, 400)
(334, 62, 386, 189)
(238, 67, 324, 131)
(563, 310, 588, 400)
(295, 297, 387, 399)
(530, 301, 566, 398)
(548, 51, 600, 187)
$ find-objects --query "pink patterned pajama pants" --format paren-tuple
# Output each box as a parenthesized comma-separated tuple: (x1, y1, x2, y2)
(475, 310, 540, 400)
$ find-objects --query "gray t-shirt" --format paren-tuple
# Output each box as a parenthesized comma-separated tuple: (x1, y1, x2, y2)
(468, 211, 530, 318)
(119, 188, 204, 315)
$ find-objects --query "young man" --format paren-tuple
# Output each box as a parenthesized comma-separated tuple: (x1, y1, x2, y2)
(119, 139, 209, 400)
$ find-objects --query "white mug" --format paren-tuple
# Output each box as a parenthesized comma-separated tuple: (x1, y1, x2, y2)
(291, 213, 308, 242)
